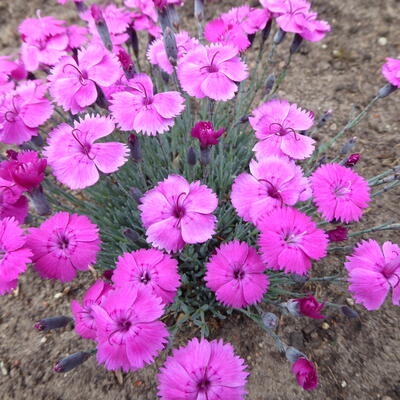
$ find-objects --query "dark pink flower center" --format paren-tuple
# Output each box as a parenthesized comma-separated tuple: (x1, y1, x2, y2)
(197, 377, 211, 392)
(117, 319, 132, 332)
(204, 51, 220, 74)
(140, 271, 151, 284)
(284, 231, 306, 246)
(333, 183, 351, 197)
(57, 233, 70, 249)
(71, 129, 95, 160)
(63, 63, 90, 85)
(173, 192, 187, 221)
(233, 268, 245, 280)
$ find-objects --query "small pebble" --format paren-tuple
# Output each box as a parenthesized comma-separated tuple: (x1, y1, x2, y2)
(40, 337, 47, 344)
(382, 396, 393, 400)
(378, 37, 388, 46)
(322, 44, 327, 49)
(322, 322, 330, 330)
(54, 292, 63, 299)
(330, 123, 337, 131)
(63, 287, 71, 295)
(346, 298, 355, 306)
(341, 380, 347, 388)
(0, 361, 8, 376)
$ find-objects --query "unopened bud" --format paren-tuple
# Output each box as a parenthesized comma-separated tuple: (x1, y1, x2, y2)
(345, 153, 361, 168)
(378, 83, 397, 98)
(200, 147, 211, 166)
(187, 147, 197, 166)
(341, 305, 359, 319)
(282, 299, 301, 317)
(75, 2, 87, 13)
(130, 187, 143, 204)
(163, 27, 178, 67)
(340, 137, 357, 154)
(261, 312, 279, 330)
(317, 109, 333, 128)
(95, 84, 109, 109)
(54, 351, 93, 373)
(262, 19, 272, 42)
(123, 228, 140, 242)
(327, 226, 348, 242)
(290, 33, 303, 54)
(31, 133, 44, 147)
(34, 316, 72, 331)
(264, 74, 276, 96)
(273, 28, 286, 45)
(118, 49, 136, 79)
(102, 269, 114, 280)
(29, 185, 51, 216)
(194, 0, 204, 21)
(248, 33, 256, 48)
(285, 346, 306, 363)
(161, 70, 170, 84)
(291, 273, 309, 283)
(128, 134, 141, 162)
(239, 115, 249, 124)
(127, 26, 139, 58)
(90, 5, 112, 51)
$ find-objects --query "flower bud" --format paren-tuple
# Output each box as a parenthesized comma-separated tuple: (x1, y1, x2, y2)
(316, 109, 333, 128)
(130, 187, 143, 204)
(194, 0, 204, 21)
(127, 25, 139, 58)
(75, 2, 87, 14)
(54, 351, 93, 373)
(239, 115, 249, 124)
(264, 74, 275, 96)
(187, 147, 197, 166)
(31, 133, 44, 147)
(118, 49, 136, 79)
(95, 84, 109, 109)
(378, 82, 397, 98)
(191, 121, 225, 149)
(285, 346, 306, 363)
(295, 296, 325, 319)
(340, 136, 357, 154)
(345, 153, 361, 168)
(128, 134, 141, 163)
(29, 185, 51, 216)
(34, 316, 72, 331)
(290, 33, 303, 54)
(327, 226, 348, 242)
(262, 19, 272, 42)
(90, 5, 112, 51)
(102, 269, 114, 281)
(261, 312, 279, 330)
(291, 273, 309, 283)
(291, 357, 318, 390)
(273, 28, 286, 45)
(163, 27, 178, 67)
(123, 228, 140, 242)
(200, 147, 211, 166)
(341, 305, 359, 318)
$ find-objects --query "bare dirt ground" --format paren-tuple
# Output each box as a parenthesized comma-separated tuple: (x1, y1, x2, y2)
(0, 0, 399, 399)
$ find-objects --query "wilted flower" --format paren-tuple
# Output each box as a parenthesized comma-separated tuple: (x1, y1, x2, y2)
(139, 175, 218, 253)
(191, 121, 225, 148)
(93, 286, 169, 372)
(34, 316, 72, 331)
(44, 115, 129, 190)
(157, 338, 248, 399)
(205, 241, 269, 309)
(258, 207, 328, 275)
(177, 44, 248, 101)
(327, 226, 348, 242)
(291, 295, 326, 319)
(54, 351, 93, 373)
(311, 163, 370, 223)
(112, 249, 180, 305)
(27, 212, 101, 282)
(345, 239, 400, 310)
(291, 357, 318, 390)
(250, 99, 315, 160)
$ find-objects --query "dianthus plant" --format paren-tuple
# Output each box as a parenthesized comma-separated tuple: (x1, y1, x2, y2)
(1, 0, 400, 396)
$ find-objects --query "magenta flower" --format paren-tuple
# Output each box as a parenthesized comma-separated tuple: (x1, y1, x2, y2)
(139, 175, 218, 253)
(231, 156, 309, 225)
(0, 82, 53, 145)
(0, 217, 32, 295)
(0, 150, 46, 192)
(327, 226, 348, 242)
(191, 121, 225, 148)
(382, 57, 400, 88)
(147, 31, 200, 75)
(71, 280, 112, 340)
(345, 240, 400, 310)
(110, 73, 185, 136)
(49, 45, 121, 114)
(177, 44, 248, 101)
(205, 241, 269, 309)
(311, 163, 370, 223)
(44, 115, 129, 190)
(205, 5, 270, 51)
(293, 296, 325, 319)
(27, 212, 101, 282)
(93, 286, 168, 372)
(258, 207, 328, 275)
(0, 196, 28, 225)
(157, 338, 248, 399)
(250, 99, 315, 160)
(112, 249, 180, 305)
(291, 358, 318, 390)
(345, 153, 361, 168)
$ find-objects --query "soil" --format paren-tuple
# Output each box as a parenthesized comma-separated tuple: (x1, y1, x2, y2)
(0, 0, 400, 400)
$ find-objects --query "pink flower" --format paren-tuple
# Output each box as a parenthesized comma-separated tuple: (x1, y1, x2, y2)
(0, 217, 32, 295)
(345, 240, 400, 310)
(0, 81, 53, 145)
(327, 226, 348, 242)
(205, 6, 270, 51)
(49, 45, 121, 114)
(27, 212, 101, 282)
(310, 163, 370, 223)
(112, 249, 180, 304)
(231, 156, 309, 225)
(139, 175, 218, 253)
(66, 25, 88, 50)
(93, 286, 168, 372)
(191, 121, 225, 148)
(250, 99, 315, 160)
(292, 295, 325, 319)
(71, 280, 112, 340)
(258, 207, 328, 275)
(205, 241, 269, 308)
(0, 150, 46, 192)
(147, 31, 200, 75)
(157, 338, 248, 399)
(291, 358, 318, 390)
(0, 196, 28, 225)
(44, 115, 128, 190)
(382, 57, 400, 88)
(110, 73, 185, 136)
(177, 44, 248, 101)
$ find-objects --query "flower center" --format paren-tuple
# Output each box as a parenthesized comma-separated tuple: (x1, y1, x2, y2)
(140, 271, 151, 284)
(57, 234, 70, 250)
(207, 64, 219, 73)
(117, 319, 132, 332)
(333, 183, 351, 197)
(284, 231, 306, 246)
(233, 268, 245, 280)
(197, 377, 211, 393)
(173, 192, 187, 220)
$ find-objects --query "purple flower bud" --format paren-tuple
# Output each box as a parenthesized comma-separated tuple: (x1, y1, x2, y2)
(264, 74, 275, 96)
(34, 316, 72, 331)
(128, 134, 142, 163)
(239, 115, 249, 124)
(327, 226, 348, 242)
(54, 351, 93, 373)
(163, 27, 178, 67)
(316, 109, 333, 128)
(200, 147, 211, 166)
(187, 147, 197, 166)
(95, 84, 109, 109)
(194, 0, 204, 21)
(130, 187, 143, 204)
(291, 273, 309, 283)
(273, 28, 286, 45)
(285, 346, 306, 363)
(118, 49, 136, 80)
(378, 82, 397, 98)
(295, 296, 326, 319)
(90, 5, 112, 51)
(345, 153, 361, 168)
(90, 4, 103, 23)
(261, 312, 279, 330)
(75, 2, 87, 13)
(341, 305, 359, 318)
(262, 19, 272, 42)
(340, 136, 357, 154)
(153, 0, 168, 10)
(127, 25, 139, 58)
(29, 185, 51, 216)
(102, 269, 114, 281)
(191, 121, 225, 149)
(123, 228, 140, 242)
(290, 34, 303, 54)
(31, 133, 44, 147)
